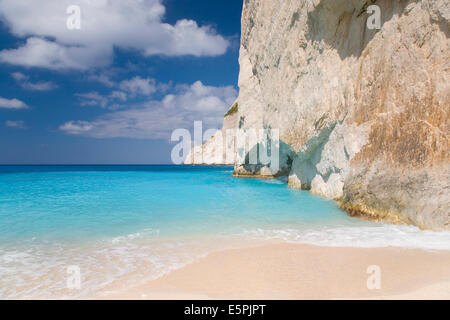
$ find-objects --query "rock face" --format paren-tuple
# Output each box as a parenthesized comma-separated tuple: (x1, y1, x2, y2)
(186, 0, 450, 231)
(184, 104, 239, 165)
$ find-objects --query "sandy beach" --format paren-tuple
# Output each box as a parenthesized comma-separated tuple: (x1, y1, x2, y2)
(102, 243, 450, 300)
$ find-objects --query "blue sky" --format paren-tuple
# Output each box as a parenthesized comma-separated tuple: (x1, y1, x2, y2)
(0, 0, 243, 164)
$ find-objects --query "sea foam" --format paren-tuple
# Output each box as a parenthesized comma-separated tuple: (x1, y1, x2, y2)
(242, 225, 450, 251)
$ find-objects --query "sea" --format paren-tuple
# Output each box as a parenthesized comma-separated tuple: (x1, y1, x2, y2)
(1, 165, 449, 298)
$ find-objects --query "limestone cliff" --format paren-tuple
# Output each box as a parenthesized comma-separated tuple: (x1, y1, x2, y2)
(186, 0, 450, 231)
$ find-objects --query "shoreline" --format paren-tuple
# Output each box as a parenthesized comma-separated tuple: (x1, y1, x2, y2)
(185, 165, 434, 231)
(101, 243, 450, 300)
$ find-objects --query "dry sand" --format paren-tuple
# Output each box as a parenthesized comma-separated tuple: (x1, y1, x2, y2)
(102, 243, 450, 300)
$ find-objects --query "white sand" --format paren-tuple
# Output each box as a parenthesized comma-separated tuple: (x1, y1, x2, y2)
(101, 243, 450, 300)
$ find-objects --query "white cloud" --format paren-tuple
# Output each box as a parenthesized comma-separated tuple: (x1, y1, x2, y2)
(60, 81, 237, 139)
(119, 77, 157, 96)
(143, 19, 230, 57)
(0, 37, 105, 70)
(59, 121, 93, 135)
(11, 72, 27, 81)
(11, 72, 57, 91)
(0, 96, 28, 109)
(88, 74, 115, 87)
(5, 120, 25, 128)
(75, 92, 108, 108)
(21, 81, 57, 91)
(110, 91, 127, 101)
(74, 76, 160, 109)
(163, 81, 237, 112)
(0, 0, 230, 70)
(75, 75, 169, 108)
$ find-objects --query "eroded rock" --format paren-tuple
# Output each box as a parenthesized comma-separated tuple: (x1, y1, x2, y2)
(186, 0, 449, 230)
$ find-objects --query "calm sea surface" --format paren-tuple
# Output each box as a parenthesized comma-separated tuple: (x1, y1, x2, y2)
(1, 165, 448, 298)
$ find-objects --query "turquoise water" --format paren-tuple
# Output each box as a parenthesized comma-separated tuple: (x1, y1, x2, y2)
(0, 165, 449, 298)
(0, 165, 355, 244)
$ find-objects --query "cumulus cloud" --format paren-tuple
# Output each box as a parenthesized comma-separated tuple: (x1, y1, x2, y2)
(163, 81, 237, 112)
(5, 120, 26, 128)
(0, 96, 28, 109)
(11, 72, 57, 91)
(119, 77, 157, 96)
(0, 0, 230, 70)
(59, 81, 237, 139)
(0, 37, 103, 70)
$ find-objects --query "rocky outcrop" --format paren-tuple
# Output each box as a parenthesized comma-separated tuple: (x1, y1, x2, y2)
(184, 103, 239, 165)
(186, 0, 450, 231)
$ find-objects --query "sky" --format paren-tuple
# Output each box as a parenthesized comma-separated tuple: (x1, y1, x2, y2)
(0, 0, 243, 164)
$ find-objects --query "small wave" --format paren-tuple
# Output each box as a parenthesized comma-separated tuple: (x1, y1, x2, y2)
(110, 229, 160, 244)
(242, 224, 450, 251)
(0, 233, 219, 299)
(262, 176, 289, 184)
